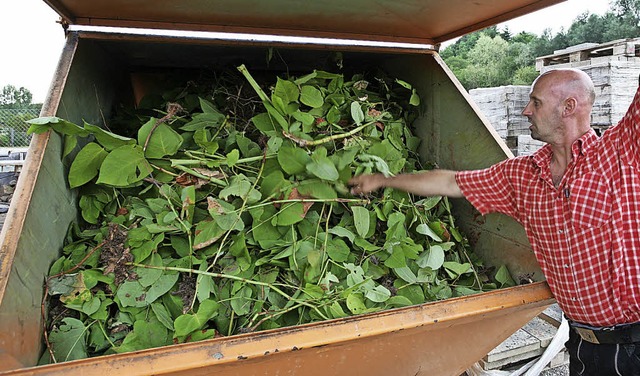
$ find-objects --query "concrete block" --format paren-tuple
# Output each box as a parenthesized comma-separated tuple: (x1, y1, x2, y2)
(485, 328, 540, 363)
(539, 303, 563, 327)
(522, 317, 557, 348)
(549, 349, 570, 368)
(482, 348, 545, 370)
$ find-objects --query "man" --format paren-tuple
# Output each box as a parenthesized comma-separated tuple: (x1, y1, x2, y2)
(349, 68, 640, 375)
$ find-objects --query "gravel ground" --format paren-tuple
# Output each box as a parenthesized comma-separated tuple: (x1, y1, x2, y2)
(541, 364, 569, 376)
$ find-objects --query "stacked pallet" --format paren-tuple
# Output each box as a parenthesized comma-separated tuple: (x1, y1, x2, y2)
(469, 85, 530, 140)
(469, 86, 533, 156)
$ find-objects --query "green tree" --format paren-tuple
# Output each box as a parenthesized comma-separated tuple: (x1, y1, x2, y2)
(0, 85, 33, 109)
(612, 0, 640, 19)
(440, 0, 640, 90)
(463, 34, 510, 88)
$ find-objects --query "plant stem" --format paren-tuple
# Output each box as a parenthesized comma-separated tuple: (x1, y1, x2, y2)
(282, 119, 378, 147)
(130, 263, 330, 320)
(242, 197, 370, 213)
(211, 149, 267, 266)
(172, 165, 227, 187)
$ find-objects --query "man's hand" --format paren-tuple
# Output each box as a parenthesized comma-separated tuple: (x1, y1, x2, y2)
(349, 173, 385, 195)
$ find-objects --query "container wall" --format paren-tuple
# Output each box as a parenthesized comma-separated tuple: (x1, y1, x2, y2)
(0, 32, 547, 373)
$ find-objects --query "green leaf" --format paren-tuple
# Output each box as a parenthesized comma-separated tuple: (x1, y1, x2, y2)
(199, 97, 220, 114)
(27, 117, 89, 137)
(226, 149, 240, 167)
(385, 295, 414, 308)
(251, 112, 279, 134)
(394, 266, 418, 284)
(292, 111, 315, 127)
(328, 226, 355, 243)
(298, 180, 337, 199)
(329, 302, 348, 318)
(495, 265, 516, 287)
(265, 103, 289, 131)
(410, 89, 421, 106)
(229, 233, 251, 271)
(80, 296, 101, 316)
(357, 154, 393, 177)
(145, 272, 179, 304)
(275, 202, 305, 226)
(300, 85, 324, 108)
(443, 262, 472, 278)
(193, 220, 225, 250)
(352, 206, 370, 238)
(196, 262, 214, 302)
(180, 112, 225, 131)
(151, 302, 175, 331)
(346, 292, 367, 315)
(384, 245, 407, 268)
(115, 318, 171, 353)
(137, 253, 163, 287)
(174, 299, 220, 340)
(395, 79, 412, 90)
(396, 283, 425, 305)
(417, 244, 446, 270)
(278, 146, 310, 175)
(415, 196, 442, 211)
(48, 318, 88, 361)
(350, 101, 364, 125)
(274, 77, 300, 105)
(260, 170, 287, 198)
(306, 154, 339, 181)
(96, 145, 153, 187)
(83, 122, 136, 151)
(230, 285, 253, 316)
(68, 142, 108, 188)
(219, 175, 260, 202)
(117, 281, 148, 308)
(47, 274, 80, 296)
(416, 223, 443, 242)
(138, 118, 183, 158)
(365, 285, 391, 303)
(326, 238, 350, 262)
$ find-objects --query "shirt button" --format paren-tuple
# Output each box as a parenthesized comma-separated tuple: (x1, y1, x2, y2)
(558, 230, 564, 234)
(564, 264, 570, 268)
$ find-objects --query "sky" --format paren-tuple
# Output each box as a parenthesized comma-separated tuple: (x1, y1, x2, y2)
(0, 0, 612, 103)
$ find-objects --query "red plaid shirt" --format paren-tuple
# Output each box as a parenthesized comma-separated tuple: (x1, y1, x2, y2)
(456, 87, 640, 327)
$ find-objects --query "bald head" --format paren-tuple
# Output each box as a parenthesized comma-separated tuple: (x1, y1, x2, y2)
(522, 68, 596, 144)
(533, 68, 596, 108)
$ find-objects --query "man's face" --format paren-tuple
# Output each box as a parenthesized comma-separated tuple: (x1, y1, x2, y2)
(521, 76, 563, 143)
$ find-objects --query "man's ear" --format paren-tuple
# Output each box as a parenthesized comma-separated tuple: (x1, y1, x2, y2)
(563, 97, 577, 116)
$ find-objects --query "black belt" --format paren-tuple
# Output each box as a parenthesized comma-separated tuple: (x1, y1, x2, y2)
(569, 320, 640, 344)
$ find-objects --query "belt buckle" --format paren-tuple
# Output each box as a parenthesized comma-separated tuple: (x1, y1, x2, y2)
(574, 327, 600, 344)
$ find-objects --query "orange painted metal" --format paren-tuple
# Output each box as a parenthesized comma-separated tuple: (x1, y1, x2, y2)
(1, 282, 553, 376)
(42, 0, 565, 45)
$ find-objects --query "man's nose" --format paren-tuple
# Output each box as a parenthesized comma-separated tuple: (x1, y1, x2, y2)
(522, 103, 532, 116)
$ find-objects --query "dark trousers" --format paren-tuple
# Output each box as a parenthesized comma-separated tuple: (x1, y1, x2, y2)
(567, 328, 640, 375)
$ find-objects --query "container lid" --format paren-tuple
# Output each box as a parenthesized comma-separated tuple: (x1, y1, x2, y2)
(43, 0, 565, 45)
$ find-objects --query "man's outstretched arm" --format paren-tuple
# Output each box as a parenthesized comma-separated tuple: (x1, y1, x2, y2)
(349, 170, 464, 198)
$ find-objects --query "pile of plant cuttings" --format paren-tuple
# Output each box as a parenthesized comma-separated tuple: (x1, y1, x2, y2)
(29, 64, 515, 363)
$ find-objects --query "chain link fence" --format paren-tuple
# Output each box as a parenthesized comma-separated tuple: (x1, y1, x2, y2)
(0, 107, 40, 148)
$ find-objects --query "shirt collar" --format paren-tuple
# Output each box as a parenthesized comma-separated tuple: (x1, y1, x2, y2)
(531, 129, 598, 169)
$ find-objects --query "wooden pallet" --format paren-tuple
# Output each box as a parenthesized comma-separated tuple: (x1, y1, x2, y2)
(536, 38, 640, 70)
